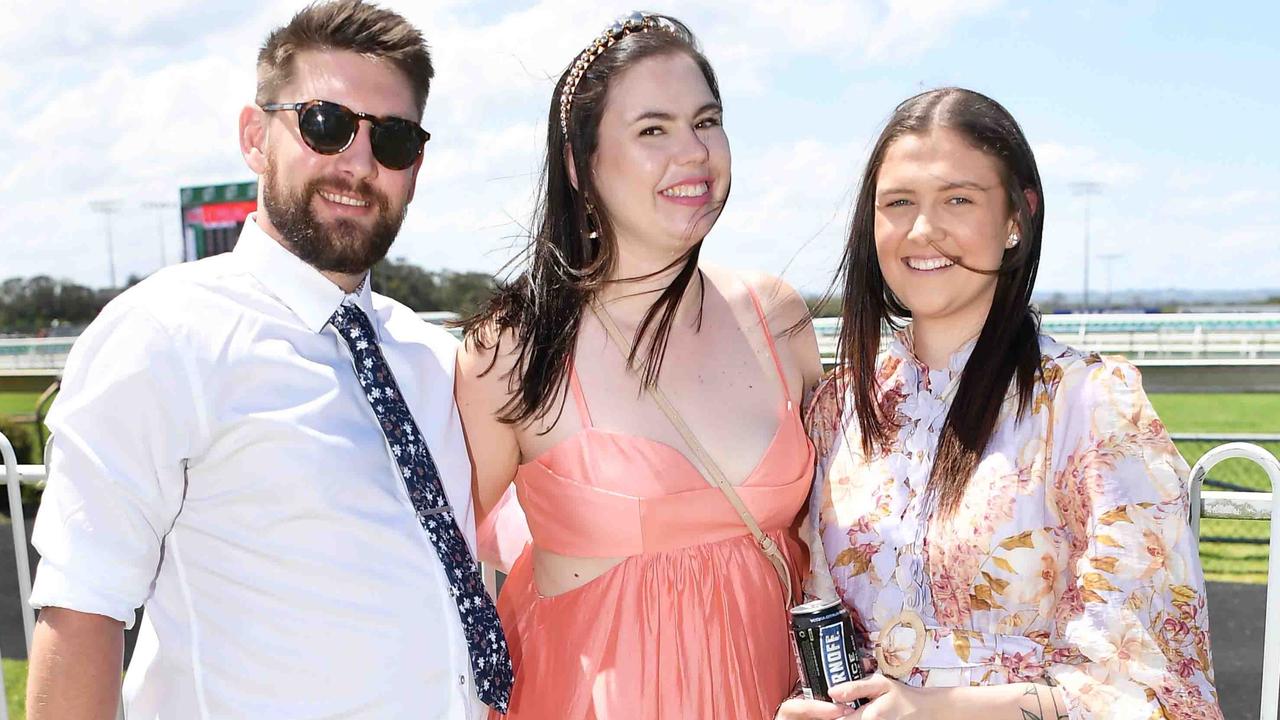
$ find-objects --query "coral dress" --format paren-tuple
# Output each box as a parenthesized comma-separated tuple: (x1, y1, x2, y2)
(491, 289, 813, 719)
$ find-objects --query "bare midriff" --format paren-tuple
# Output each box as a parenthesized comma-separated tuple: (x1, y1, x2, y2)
(531, 548, 627, 598)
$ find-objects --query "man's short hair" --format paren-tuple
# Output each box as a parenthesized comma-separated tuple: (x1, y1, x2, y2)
(256, 0, 434, 116)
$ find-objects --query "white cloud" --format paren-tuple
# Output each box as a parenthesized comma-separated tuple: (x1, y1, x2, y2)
(721, 139, 860, 230)
(1034, 141, 1141, 187)
(424, 122, 543, 183)
(2, 47, 252, 283)
(656, 0, 1008, 97)
(0, 0, 261, 60)
(1216, 223, 1280, 255)
(1166, 168, 1208, 192)
(710, 138, 864, 288)
(9, 0, 1272, 299)
(0, 64, 15, 98)
(864, 0, 1006, 60)
(403, 0, 618, 127)
(1166, 189, 1280, 217)
(0, 0, 1044, 295)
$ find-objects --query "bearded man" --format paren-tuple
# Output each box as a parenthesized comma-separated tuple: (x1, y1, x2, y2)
(24, 2, 511, 718)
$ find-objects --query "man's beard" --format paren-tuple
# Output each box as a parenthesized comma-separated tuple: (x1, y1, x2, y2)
(262, 157, 406, 275)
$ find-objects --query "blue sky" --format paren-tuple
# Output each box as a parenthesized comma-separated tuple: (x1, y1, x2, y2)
(2, 1, 1277, 296)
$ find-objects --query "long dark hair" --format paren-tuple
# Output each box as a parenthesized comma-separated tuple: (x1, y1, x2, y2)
(834, 87, 1045, 518)
(461, 15, 723, 425)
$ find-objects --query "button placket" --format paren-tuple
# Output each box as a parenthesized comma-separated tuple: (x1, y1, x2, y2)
(330, 303, 512, 712)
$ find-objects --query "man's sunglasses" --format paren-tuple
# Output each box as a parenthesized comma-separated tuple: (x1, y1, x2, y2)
(260, 99, 431, 171)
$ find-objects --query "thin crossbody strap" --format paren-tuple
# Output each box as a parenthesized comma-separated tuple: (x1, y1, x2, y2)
(588, 298, 794, 604)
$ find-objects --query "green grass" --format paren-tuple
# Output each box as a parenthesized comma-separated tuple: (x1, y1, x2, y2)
(1149, 394, 1276, 584)
(0, 391, 45, 465)
(1149, 393, 1280, 433)
(1197, 533, 1271, 584)
(4, 658, 27, 720)
(0, 393, 40, 418)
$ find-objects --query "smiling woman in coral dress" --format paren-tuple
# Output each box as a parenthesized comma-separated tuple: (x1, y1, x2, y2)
(779, 88, 1222, 720)
(455, 13, 823, 720)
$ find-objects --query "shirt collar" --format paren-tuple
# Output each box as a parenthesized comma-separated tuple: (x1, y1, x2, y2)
(233, 214, 377, 336)
(889, 325, 979, 378)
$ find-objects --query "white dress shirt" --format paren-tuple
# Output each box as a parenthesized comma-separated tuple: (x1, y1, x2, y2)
(30, 216, 488, 719)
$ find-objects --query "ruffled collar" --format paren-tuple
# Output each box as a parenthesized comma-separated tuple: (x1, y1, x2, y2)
(887, 326, 978, 394)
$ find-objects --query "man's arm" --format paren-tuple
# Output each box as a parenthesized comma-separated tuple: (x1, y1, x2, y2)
(26, 607, 124, 720)
(28, 301, 197, 718)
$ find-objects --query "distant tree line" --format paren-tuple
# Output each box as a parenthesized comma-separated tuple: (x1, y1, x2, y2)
(0, 277, 125, 334)
(0, 257, 496, 335)
(371, 257, 495, 318)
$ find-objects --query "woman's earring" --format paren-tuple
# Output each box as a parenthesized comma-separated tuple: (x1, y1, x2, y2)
(585, 201, 601, 241)
(1005, 232, 1020, 249)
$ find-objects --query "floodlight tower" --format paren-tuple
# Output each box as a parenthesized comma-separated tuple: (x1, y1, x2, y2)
(88, 199, 124, 288)
(1069, 181, 1103, 313)
(1098, 252, 1122, 310)
(142, 200, 178, 268)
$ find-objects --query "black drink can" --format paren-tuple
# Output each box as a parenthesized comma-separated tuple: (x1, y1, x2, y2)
(789, 598, 868, 707)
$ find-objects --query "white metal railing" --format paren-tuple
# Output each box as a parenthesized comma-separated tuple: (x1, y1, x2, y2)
(1189, 444, 1279, 720)
(0, 431, 35, 720)
(0, 337, 74, 372)
(8, 313, 1280, 372)
(1, 435, 1277, 718)
(808, 327, 1280, 362)
(807, 314, 1280, 360)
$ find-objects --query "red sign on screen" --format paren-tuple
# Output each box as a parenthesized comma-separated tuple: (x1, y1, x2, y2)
(188, 199, 257, 226)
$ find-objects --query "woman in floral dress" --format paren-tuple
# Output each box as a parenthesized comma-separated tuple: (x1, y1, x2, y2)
(779, 88, 1221, 719)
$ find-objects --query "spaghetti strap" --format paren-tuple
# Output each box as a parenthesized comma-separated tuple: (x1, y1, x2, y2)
(742, 280, 793, 403)
(568, 365, 595, 428)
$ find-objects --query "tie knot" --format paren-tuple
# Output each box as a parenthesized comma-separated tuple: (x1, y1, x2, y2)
(329, 303, 375, 342)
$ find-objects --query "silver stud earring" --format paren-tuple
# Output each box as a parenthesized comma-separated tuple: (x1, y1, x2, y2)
(1006, 232, 1020, 249)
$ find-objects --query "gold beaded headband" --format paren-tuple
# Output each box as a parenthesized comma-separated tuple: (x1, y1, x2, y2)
(558, 12, 680, 137)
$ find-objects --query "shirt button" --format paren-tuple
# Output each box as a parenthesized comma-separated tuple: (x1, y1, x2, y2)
(459, 674, 466, 687)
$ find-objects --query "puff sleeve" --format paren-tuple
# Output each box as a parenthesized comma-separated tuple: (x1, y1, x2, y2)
(1045, 356, 1222, 719)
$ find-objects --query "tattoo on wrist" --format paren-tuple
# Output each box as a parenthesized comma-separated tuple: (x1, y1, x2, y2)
(1020, 685, 1067, 720)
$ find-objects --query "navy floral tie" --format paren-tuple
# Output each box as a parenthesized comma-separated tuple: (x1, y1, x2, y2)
(330, 303, 512, 713)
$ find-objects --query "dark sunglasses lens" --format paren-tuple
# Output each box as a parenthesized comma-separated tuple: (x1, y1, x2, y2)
(299, 102, 357, 154)
(370, 120, 423, 170)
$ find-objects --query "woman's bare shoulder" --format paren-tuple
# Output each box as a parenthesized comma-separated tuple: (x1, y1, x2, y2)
(457, 320, 524, 397)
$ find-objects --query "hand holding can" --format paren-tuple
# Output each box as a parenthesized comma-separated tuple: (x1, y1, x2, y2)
(789, 599, 872, 708)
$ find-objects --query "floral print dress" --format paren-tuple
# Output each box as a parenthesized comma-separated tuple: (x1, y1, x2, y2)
(804, 331, 1222, 719)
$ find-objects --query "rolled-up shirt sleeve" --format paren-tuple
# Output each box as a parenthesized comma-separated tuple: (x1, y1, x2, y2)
(30, 301, 199, 627)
